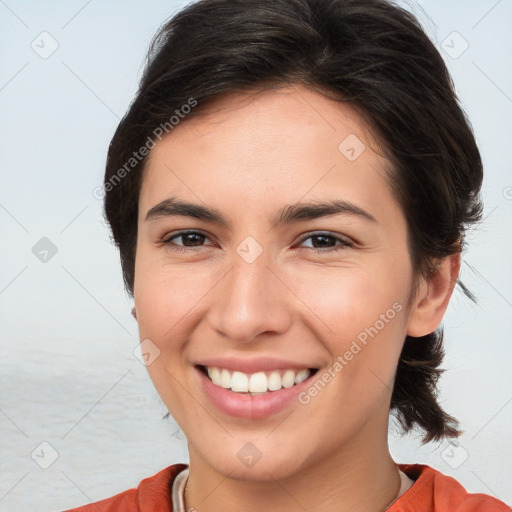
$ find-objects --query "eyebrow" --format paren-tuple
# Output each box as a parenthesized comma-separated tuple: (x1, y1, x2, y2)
(145, 197, 377, 227)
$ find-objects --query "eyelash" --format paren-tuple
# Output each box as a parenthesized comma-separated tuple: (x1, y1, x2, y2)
(160, 230, 354, 253)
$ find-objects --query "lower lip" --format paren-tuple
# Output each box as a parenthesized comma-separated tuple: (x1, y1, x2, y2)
(196, 367, 316, 420)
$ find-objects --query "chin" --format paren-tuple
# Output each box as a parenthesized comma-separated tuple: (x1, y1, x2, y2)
(193, 439, 307, 482)
(216, 458, 301, 482)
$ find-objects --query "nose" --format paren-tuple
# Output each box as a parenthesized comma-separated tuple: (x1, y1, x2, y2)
(206, 251, 293, 344)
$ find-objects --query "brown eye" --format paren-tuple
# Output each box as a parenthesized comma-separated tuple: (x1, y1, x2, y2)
(298, 232, 354, 252)
(161, 230, 213, 249)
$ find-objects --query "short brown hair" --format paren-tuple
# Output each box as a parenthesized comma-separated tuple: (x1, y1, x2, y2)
(103, 0, 483, 442)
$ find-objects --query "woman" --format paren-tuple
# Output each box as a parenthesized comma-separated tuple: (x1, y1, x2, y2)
(67, 0, 510, 510)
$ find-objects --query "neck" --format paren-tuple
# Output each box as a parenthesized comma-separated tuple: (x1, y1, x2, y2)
(185, 419, 400, 512)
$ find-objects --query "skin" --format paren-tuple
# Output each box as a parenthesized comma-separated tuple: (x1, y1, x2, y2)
(133, 85, 460, 512)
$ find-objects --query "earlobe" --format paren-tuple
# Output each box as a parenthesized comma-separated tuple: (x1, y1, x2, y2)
(131, 306, 137, 320)
(406, 253, 460, 337)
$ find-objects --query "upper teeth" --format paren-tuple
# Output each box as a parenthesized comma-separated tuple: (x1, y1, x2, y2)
(206, 367, 311, 393)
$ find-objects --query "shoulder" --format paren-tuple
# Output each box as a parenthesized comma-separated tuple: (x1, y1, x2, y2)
(62, 463, 189, 512)
(391, 464, 510, 512)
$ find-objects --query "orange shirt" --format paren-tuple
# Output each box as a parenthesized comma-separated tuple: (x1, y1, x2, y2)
(64, 463, 510, 511)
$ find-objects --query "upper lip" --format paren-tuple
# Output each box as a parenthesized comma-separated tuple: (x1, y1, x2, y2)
(195, 357, 318, 375)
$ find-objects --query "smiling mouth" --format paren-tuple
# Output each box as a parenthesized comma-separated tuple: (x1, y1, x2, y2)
(197, 364, 319, 395)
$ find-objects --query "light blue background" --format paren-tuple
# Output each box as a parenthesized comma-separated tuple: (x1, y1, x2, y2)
(0, 0, 511, 510)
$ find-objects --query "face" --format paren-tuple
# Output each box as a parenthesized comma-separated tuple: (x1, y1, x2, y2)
(134, 85, 419, 481)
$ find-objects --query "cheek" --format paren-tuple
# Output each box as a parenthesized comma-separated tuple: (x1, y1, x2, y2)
(134, 249, 215, 339)
(133, 252, 209, 420)
(135, 246, 412, 350)
(286, 259, 408, 342)
(286, 259, 410, 400)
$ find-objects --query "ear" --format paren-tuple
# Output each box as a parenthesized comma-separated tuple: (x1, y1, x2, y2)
(131, 306, 137, 320)
(407, 252, 460, 337)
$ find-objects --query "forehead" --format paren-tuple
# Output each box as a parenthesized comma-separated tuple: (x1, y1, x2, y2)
(139, 85, 399, 227)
